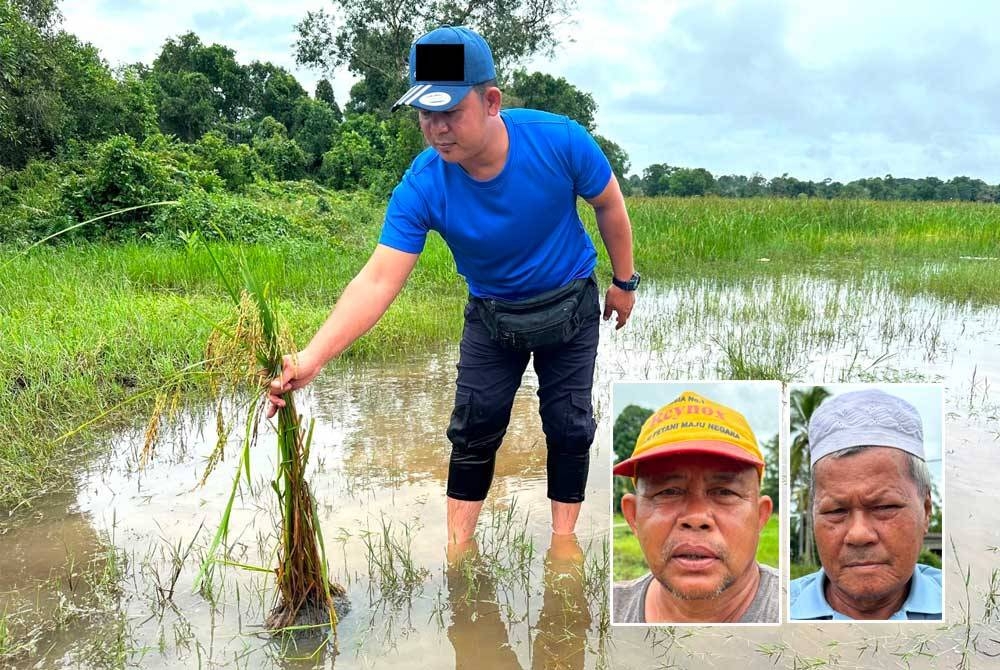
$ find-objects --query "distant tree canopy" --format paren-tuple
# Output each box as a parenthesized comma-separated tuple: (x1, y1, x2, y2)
(3, 0, 999, 205)
(0, 1, 158, 168)
(612, 404, 653, 513)
(638, 164, 1000, 202)
(294, 0, 576, 115)
(613, 405, 652, 465)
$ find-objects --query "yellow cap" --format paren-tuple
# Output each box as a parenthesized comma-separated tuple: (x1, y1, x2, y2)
(613, 390, 764, 478)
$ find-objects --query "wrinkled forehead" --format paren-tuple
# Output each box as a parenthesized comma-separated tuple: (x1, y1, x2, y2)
(813, 445, 913, 491)
(635, 453, 758, 486)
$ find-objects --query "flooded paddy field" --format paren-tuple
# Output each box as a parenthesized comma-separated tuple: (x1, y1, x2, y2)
(3, 264, 1000, 669)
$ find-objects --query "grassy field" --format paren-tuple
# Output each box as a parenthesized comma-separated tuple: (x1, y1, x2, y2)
(2, 194, 1000, 512)
(613, 513, 779, 581)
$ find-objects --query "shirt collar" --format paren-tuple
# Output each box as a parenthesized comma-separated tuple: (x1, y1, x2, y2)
(791, 565, 942, 620)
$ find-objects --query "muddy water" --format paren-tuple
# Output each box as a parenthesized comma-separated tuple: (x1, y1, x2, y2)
(3, 271, 1000, 669)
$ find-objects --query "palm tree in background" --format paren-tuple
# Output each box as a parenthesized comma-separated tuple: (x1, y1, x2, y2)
(789, 386, 831, 567)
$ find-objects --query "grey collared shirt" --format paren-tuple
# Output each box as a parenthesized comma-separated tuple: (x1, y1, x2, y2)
(613, 563, 780, 623)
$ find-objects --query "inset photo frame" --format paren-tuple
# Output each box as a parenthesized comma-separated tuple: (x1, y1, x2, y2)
(787, 383, 945, 622)
(610, 380, 783, 625)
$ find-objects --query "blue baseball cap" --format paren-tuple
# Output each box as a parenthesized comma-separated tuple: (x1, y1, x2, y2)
(391, 26, 496, 112)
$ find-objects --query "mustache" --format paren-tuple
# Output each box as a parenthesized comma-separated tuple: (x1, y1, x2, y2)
(660, 539, 728, 562)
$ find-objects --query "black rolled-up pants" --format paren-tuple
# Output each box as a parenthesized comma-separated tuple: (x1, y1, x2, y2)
(445, 279, 600, 504)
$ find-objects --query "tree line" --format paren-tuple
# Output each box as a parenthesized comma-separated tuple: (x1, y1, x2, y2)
(634, 166, 999, 203)
(2, 0, 997, 218)
(2, 0, 619, 199)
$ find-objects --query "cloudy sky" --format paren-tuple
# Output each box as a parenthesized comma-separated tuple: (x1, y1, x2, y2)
(63, 0, 1000, 181)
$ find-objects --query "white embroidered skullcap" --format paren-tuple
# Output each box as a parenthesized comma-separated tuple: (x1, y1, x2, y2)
(809, 389, 924, 466)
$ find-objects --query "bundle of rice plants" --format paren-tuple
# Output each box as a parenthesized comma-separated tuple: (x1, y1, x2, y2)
(188, 238, 347, 638)
(132, 235, 346, 639)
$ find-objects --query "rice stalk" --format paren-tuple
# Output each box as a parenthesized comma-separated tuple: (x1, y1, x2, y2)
(188, 239, 346, 641)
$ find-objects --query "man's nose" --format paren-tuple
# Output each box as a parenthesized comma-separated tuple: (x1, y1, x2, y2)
(428, 114, 449, 132)
(678, 494, 714, 530)
(843, 511, 878, 546)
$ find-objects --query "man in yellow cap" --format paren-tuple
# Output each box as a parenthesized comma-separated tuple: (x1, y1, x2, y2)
(613, 391, 778, 623)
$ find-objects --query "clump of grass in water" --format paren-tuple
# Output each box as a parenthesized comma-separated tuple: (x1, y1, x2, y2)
(146, 234, 347, 640)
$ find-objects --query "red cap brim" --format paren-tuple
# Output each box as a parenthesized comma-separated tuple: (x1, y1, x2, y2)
(612, 440, 765, 477)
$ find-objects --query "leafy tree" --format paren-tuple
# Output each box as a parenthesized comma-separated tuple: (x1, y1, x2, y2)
(100, 67, 159, 142)
(612, 404, 653, 513)
(626, 174, 642, 195)
(294, 0, 576, 113)
(290, 97, 342, 170)
(316, 112, 424, 192)
(914, 176, 942, 201)
(613, 404, 653, 464)
(507, 69, 596, 129)
(252, 116, 307, 181)
(0, 4, 158, 167)
(789, 386, 831, 566)
(151, 70, 217, 141)
(320, 127, 378, 189)
(667, 167, 714, 197)
(375, 113, 425, 193)
(314, 78, 343, 121)
(9, 0, 60, 31)
(247, 61, 307, 131)
(594, 134, 630, 190)
(768, 172, 813, 198)
(151, 32, 250, 123)
(640, 163, 676, 196)
(193, 130, 261, 190)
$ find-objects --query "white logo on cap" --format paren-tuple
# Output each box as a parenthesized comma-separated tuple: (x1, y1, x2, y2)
(418, 91, 452, 107)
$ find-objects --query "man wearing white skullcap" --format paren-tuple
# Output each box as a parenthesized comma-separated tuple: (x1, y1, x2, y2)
(790, 389, 942, 620)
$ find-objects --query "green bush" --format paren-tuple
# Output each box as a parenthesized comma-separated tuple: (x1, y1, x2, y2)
(154, 189, 294, 243)
(252, 117, 307, 181)
(60, 134, 187, 238)
(0, 159, 73, 244)
(192, 130, 261, 190)
(918, 548, 942, 569)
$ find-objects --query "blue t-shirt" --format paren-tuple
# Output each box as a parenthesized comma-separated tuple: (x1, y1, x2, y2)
(379, 108, 612, 300)
(789, 564, 942, 620)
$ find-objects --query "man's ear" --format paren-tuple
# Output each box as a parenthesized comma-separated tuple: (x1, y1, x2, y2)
(622, 492, 638, 533)
(484, 87, 502, 115)
(922, 493, 932, 533)
(757, 494, 773, 532)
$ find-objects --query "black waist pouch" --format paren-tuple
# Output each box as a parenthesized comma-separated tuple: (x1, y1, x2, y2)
(474, 276, 593, 351)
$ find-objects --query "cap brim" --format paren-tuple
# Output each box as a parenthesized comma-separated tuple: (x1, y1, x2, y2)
(391, 83, 473, 111)
(612, 440, 765, 477)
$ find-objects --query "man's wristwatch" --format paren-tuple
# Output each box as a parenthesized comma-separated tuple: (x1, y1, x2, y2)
(612, 272, 641, 291)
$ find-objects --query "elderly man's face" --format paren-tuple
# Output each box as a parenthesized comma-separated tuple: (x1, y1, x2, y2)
(622, 453, 771, 600)
(812, 447, 932, 615)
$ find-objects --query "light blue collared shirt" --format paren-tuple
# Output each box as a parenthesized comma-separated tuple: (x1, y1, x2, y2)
(790, 564, 942, 620)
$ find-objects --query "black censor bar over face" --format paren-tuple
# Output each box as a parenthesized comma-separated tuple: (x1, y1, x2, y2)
(416, 44, 465, 81)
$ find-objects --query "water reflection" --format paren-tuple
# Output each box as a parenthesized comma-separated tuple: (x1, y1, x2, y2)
(447, 534, 589, 670)
(2, 273, 1000, 668)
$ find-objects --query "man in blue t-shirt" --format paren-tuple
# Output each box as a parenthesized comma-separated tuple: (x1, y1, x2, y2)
(268, 26, 638, 545)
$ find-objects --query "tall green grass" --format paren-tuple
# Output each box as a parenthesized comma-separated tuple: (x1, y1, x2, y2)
(3, 195, 999, 513)
(601, 197, 1000, 272)
(0, 237, 463, 511)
